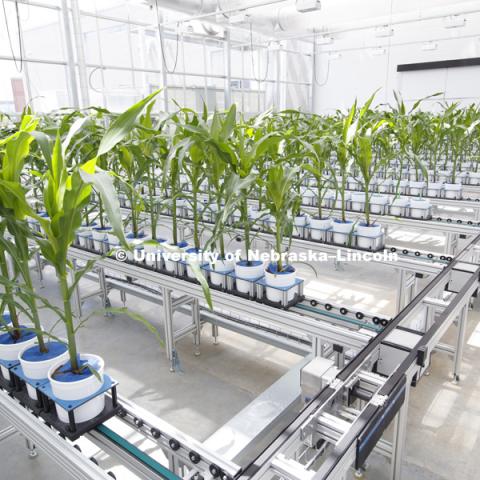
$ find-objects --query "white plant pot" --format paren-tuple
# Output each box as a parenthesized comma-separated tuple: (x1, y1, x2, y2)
(444, 183, 462, 199)
(397, 180, 409, 194)
(265, 215, 276, 231)
(106, 232, 119, 248)
(0, 327, 37, 380)
(164, 242, 188, 273)
(390, 197, 409, 216)
(377, 179, 393, 193)
(92, 227, 111, 252)
(77, 228, 92, 248)
(143, 239, 166, 266)
(210, 258, 235, 286)
(126, 234, 148, 261)
(302, 188, 316, 206)
(185, 248, 204, 279)
(332, 220, 355, 245)
(437, 170, 452, 183)
(48, 353, 105, 424)
(234, 261, 264, 294)
(468, 172, 480, 185)
(19, 342, 69, 400)
(356, 223, 382, 250)
(335, 192, 351, 209)
(369, 194, 389, 214)
(409, 199, 432, 219)
(294, 214, 308, 236)
(347, 177, 359, 190)
(351, 192, 366, 211)
(249, 208, 262, 221)
(264, 267, 296, 303)
(426, 182, 443, 198)
(309, 217, 333, 241)
(409, 181, 426, 196)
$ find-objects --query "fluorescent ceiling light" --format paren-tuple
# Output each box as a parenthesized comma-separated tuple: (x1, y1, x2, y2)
(371, 47, 386, 56)
(443, 15, 466, 28)
(421, 41, 438, 51)
(296, 0, 321, 13)
(317, 35, 333, 45)
(229, 12, 250, 24)
(375, 25, 394, 37)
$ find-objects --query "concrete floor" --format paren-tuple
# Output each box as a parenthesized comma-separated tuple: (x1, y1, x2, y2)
(1, 226, 479, 479)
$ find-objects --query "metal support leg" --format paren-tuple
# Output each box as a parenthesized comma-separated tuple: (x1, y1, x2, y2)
(212, 323, 219, 345)
(396, 269, 405, 313)
(390, 382, 410, 480)
(162, 287, 175, 372)
(192, 298, 201, 356)
(25, 438, 38, 459)
(452, 305, 468, 383)
(34, 250, 44, 285)
(97, 267, 112, 315)
(312, 337, 325, 357)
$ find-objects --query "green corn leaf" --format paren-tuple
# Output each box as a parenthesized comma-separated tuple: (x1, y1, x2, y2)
(97, 90, 162, 157)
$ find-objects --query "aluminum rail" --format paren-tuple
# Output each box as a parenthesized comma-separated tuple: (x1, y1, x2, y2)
(149, 211, 447, 275)
(0, 389, 113, 480)
(237, 232, 480, 480)
(68, 247, 374, 351)
(186, 190, 480, 235)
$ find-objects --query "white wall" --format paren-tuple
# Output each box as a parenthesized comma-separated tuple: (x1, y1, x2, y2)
(312, 9, 480, 113)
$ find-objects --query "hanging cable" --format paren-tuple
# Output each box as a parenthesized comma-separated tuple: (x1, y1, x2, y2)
(249, 22, 270, 83)
(154, 0, 179, 74)
(312, 30, 331, 87)
(2, 0, 24, 72)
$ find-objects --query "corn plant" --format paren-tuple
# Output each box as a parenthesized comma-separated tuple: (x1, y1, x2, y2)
(262, 164, 302, 272)
(32, 91, 160, 373)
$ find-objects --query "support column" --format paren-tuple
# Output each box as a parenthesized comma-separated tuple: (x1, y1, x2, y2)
(396, 269, 405, 313)
(224, 29, 232, 108)
(60, 0, 80, 108)
(25, 438, 38, 459)
(452, 304, 468, 383)
(390, 382, 410, 480)
(97, 267, 111, 312)
(211, 324, 219, 344)
(192, 297, 201, 356)
(162, 287, 175, 372)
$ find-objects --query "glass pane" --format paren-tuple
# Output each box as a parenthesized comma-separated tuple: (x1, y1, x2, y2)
(27, 62, 70, 111)
(0, 60, 27, 113)
(20, 4, 66, 61)
(80, 14, 102, 64)
(97, 18, 133, 68)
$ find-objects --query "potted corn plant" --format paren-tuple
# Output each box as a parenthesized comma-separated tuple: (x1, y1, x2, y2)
(301, 136, 335, 241)
(230, 114, 281, 293)
(352, 107, 389, 250)
(31, 91, 161, 424)
(262, 164, 302, 303)
(331, 95, 375, 244)
(0, 113, 59, 387)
